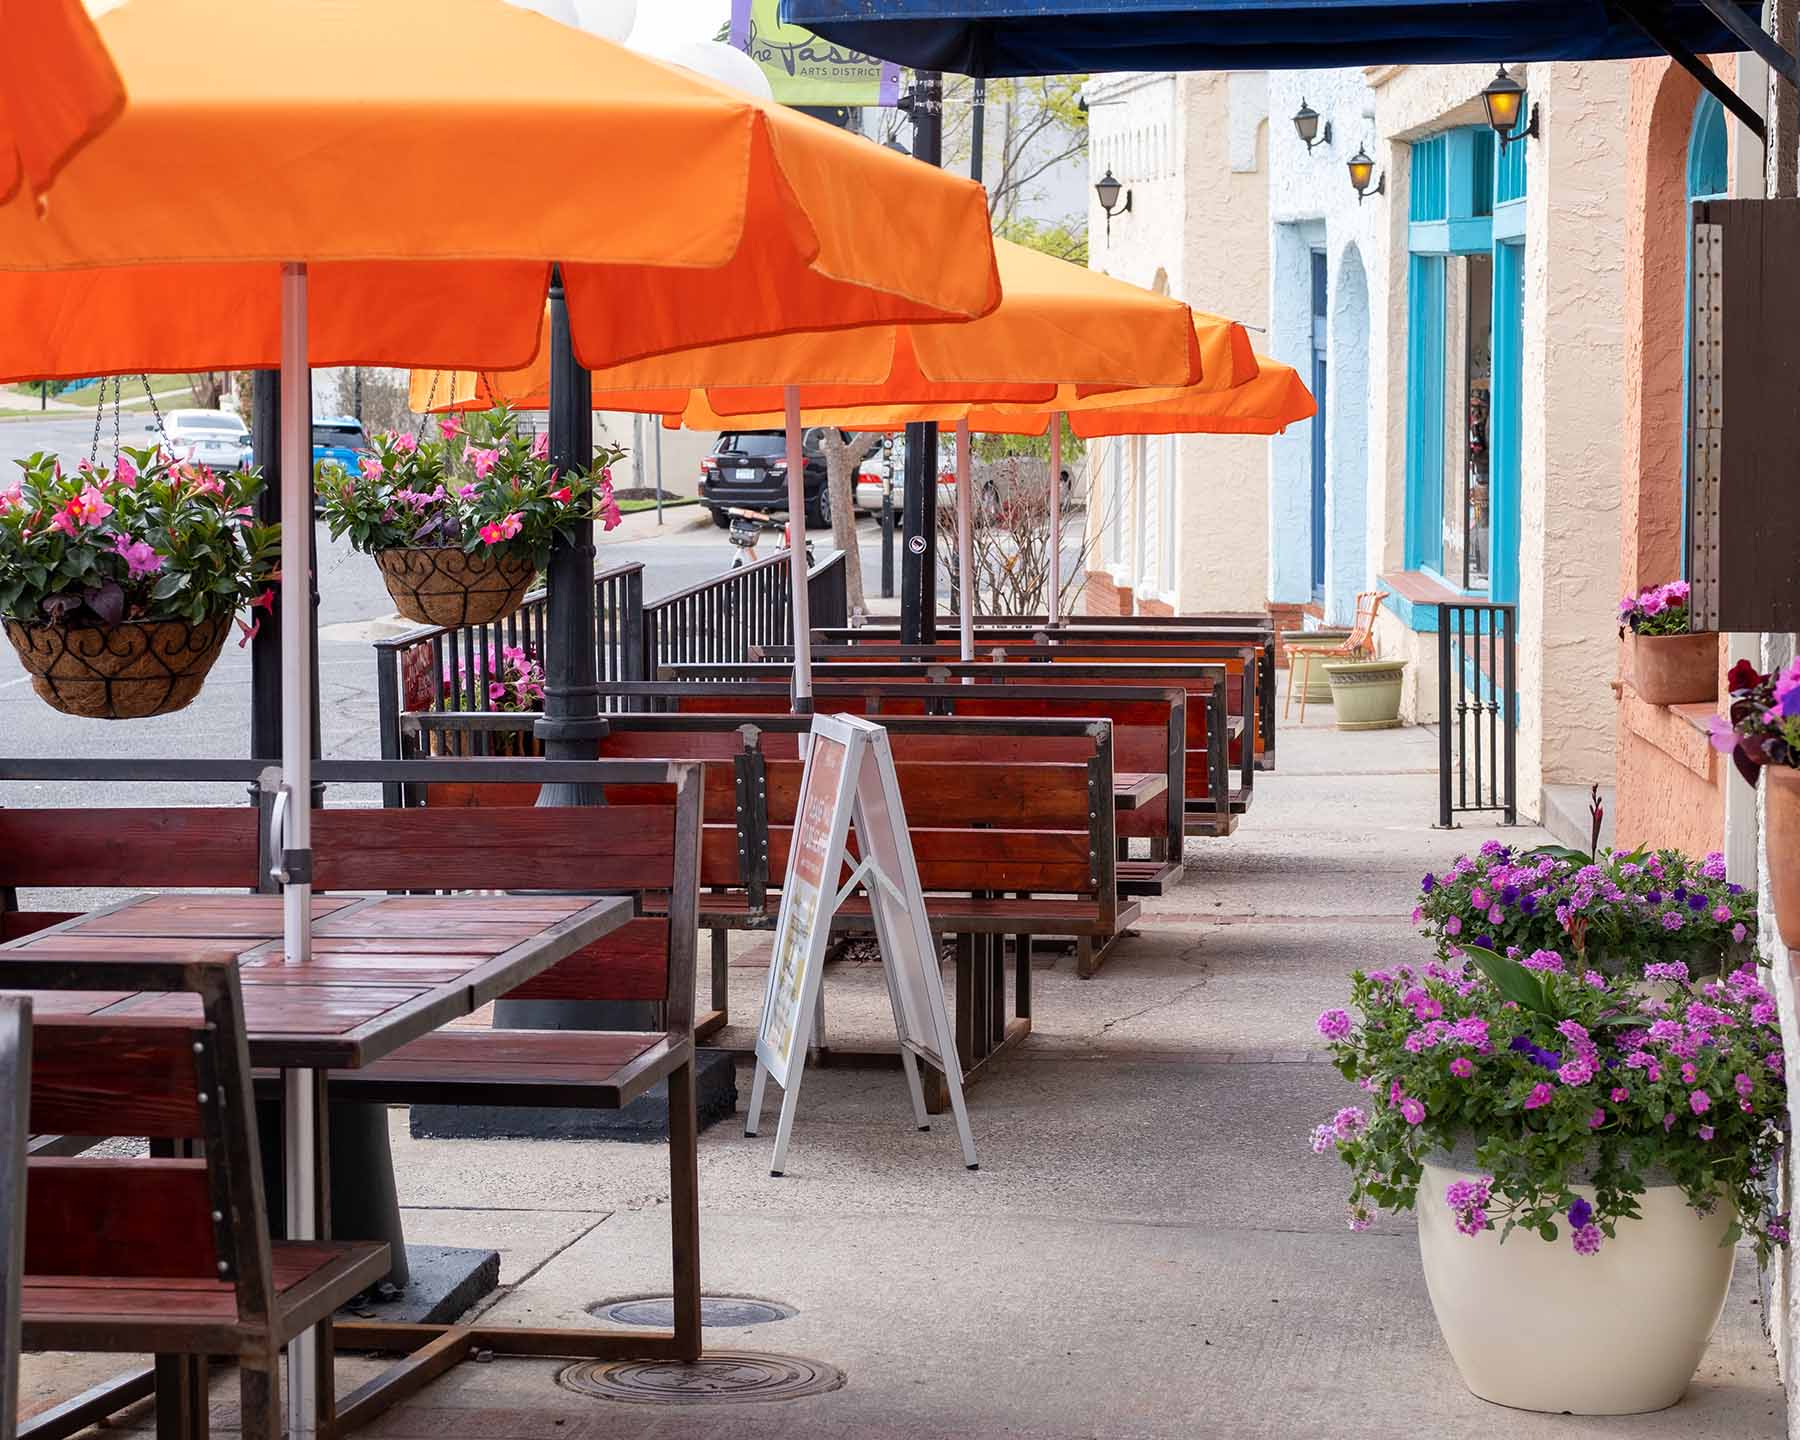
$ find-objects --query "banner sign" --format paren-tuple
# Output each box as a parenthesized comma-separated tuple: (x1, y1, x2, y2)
(730, 0, 901, 107)
(747, 714, 977, 1175)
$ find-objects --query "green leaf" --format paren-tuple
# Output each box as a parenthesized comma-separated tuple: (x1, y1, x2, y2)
(1537, 1221, 1557, 1243)
(150, 571, 188, 600)
(1462, 945, 1554, 1016)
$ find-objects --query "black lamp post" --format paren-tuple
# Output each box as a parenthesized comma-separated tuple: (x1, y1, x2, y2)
(1293, 98, 1331, 152)
(1094, 168, 1132, 237)
(1481, 64, 1539, 150)
(1347, 144, 1385, 203)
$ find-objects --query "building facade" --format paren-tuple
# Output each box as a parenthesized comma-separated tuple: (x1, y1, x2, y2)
(1263, 62, 1630, 825)
(1082, 70, 1271, 617)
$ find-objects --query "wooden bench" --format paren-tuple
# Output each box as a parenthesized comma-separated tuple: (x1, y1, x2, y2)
(657, 660, 1252, 837)
(615, 677, 1201, 894)
(815, 614, 1278, 771)
(3, 954, 388, 1440)
(777, 636, 1270, 778)
(401, 711, 1136, 1102)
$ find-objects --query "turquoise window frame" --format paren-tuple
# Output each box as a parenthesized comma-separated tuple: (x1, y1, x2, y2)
(1680, 93, 1728, 571)
(1403, 124, 1527, 608)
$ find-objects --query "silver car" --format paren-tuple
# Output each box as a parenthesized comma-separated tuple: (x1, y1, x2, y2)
(161, 408, 252, 471)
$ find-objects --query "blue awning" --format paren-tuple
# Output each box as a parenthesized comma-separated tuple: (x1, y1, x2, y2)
(779, 0, 1763, 78)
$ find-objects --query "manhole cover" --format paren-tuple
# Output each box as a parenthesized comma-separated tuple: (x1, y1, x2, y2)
(590, 1295, 797, 1328)
(559, 1351, 844, 1406)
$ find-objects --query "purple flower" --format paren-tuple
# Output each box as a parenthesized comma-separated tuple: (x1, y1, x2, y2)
(1316, 1008, 1351, 1040)
(1310, 1123, 1334, 1154)
(1558, 1058, 1595, 1086)
(1661, 911, 1684, 932)
(1687, 892, 1708, 912)
(1588, 1107, 1607, 1129)
(1445, 916, 1462, 937)
(1769, 1214, 1791, 1245)
(1520, 949, 1565, 974)
(1487, 905, 1503, 924)
(1449, 1057, 1474, 1078)
(1690, 1090, 1712, 1115)
(1567, 1197, 1593, 1230)
(1583, 971, 1608, 990)
(1421, 873, 1437, 893)
(1732, 923, 1748, 943)
(1519, 895, 1537, 916)
(1333, 1106, 1367, 1139)
(1524, 1082, 1554, 1110)
(1698, 1125, 1715, 1141)
(1400, 1097, 1426, 1125)
(1610, 1086, 1630, 1103)
(1572, 1223, 1603, 1256)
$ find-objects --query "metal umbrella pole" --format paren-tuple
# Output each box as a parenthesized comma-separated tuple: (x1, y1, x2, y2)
(956, 417, 974, 661)
(785, 386, 813, 713)
(1047, 413, 1062, 625)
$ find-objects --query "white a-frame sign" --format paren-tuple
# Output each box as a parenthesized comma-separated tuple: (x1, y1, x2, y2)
(746, 713, 978, 1175)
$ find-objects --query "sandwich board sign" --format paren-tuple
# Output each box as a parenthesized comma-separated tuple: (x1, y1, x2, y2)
(746, 712, 978, 1175)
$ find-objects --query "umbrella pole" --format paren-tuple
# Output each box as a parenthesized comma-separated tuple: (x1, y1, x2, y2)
(1047, 414, 1062, 626)
(278, 260, 320, 1440)
(785, 386, 813, 713)
(956, 418, 974, 662)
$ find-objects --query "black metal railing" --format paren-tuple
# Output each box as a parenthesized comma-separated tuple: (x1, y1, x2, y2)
(641, 548, 846, 677)
(1436, 601, 1517, 827)
(373, 563, 644, 784)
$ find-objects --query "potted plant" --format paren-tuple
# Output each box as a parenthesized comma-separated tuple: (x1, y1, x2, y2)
(1710, 657, 1800, 946)
(1620, 579, 1715, 705)
(0, 447, 279, 718)
(1323, 655, 1407, 729)
(1281, 626, 1352, 705)
(1312, 942, 1786, 1414)
(320, 409, 625, 628)
(1414, 836, 1756, 980)
(433, 641, 547, 756)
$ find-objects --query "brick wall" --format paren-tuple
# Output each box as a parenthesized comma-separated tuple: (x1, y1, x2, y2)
(1082, 571, 1133, 617)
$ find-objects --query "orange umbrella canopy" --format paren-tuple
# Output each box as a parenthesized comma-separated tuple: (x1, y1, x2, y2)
(410, 240, 1247, 413)
(0, 0, 125, 209)
(0, 0, 1000, 382)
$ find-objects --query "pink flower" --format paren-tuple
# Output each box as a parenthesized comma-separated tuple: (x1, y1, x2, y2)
(0, 483, 19, 512)
(463, 444, 502, 480)
(236, 616, 260, 648)
(1689, 1090, 1712, 1115)
(1698, 1125, 1715, 1141)
(1449, 1057, 1474, 1078)
(439, 416, 462, 440)
(1588, 1108, 1606, 1129)
(72, 486, 112, 525)
(488, 682, 507, 703)
(531, 432, 550, 460)
(1610, 1087, 1630, 1103)
(111, 534, 163, 578)
(458, 484, 478, 500)
(552, 485, 573, 504)
(393, 431, 419, 454)
(114, 454, 138, 488)
(497, 511, 522, 539)
(360, 454, 384, 483)
(479, 521, 505, 546)
(1524, 1083, 1554, 1110)
(249, 588, 276, 613)
(1399, 1097, 1426, 1125)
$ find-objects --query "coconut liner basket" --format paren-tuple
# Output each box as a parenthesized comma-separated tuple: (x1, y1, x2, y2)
(376, 546, 538, 628)
(3, 615, 232, 720)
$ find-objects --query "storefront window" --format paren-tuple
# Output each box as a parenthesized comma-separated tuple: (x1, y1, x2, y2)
(1442, 254, 1493, 591)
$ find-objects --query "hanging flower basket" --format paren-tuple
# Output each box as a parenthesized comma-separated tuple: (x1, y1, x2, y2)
(3, 615, 231, 719)
(376, 546, 536, 628)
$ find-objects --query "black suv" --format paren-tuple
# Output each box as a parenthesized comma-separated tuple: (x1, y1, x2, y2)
(699, 430, 837, 529)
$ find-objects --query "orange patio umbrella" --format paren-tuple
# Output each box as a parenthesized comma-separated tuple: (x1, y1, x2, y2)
(659, 354, 1314, 632)
(0, 0, 125, 210)
(0, 4, 1001, 1394)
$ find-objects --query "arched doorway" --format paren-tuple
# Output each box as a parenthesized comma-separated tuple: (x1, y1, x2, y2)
(1326, 244, 1370, 626)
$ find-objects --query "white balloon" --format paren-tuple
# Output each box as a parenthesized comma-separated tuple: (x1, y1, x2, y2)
(504, 0, 580, 24)
(572, 0, 636, 42)
(648, 39, 774, 101)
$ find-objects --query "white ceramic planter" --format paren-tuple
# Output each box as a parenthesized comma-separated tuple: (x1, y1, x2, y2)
(1417, 1161, 1735, 1414)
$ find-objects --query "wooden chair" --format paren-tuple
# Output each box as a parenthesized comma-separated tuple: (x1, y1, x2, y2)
(1285, 589, 1388, 723)
(5, 955, 388, 1440)
(1, 998, 26, 1440)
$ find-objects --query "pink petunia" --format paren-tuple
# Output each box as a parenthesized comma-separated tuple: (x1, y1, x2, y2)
(112, 534, 164, 578)
(531, 432, 550, 460)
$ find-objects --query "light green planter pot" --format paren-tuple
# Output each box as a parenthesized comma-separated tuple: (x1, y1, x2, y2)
(1324, 658, 1408, 730)
(1282, 628, 1353, 704)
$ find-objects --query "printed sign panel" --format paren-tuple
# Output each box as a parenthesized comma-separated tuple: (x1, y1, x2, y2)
(730, 0, 901, 107)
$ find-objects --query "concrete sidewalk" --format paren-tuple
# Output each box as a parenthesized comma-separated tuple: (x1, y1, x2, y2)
(19, 703, 1787, 1438)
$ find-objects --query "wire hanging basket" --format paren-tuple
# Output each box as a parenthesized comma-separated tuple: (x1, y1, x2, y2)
(375, 545, 537, 628)
(2, 615, 231, 719)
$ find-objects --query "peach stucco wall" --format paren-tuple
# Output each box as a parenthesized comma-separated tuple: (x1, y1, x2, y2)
(1612, 56, 1733, 856)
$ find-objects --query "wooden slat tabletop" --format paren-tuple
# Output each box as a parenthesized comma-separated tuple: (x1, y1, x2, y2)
(0, 892, 634, 1069)
(1113, 772, 1170, 811)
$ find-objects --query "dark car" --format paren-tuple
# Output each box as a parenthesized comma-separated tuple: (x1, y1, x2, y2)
(698, 429, 837, 529)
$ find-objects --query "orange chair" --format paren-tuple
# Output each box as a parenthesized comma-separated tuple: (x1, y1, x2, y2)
(1285, 590, 1388, 722)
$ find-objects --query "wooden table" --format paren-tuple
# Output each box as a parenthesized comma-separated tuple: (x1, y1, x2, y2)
(1113, 771, 1170, 812)
(3, 890, 635, 1440)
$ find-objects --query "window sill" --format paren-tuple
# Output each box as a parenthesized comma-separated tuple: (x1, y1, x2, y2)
(1378, 570, 1467, 633)
(1619, 685, 1718, 782)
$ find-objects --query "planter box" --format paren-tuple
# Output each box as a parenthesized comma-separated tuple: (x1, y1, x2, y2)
(1419, 1161, 1734, 1414)
(1323, 658, 1406, 730)
(1630, 631, 1717, 706)
(1766, 766, 1800, 948)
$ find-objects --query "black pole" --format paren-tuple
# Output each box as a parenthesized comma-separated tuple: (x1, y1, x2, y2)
(900, 71, 943, 647)
(971, 78, 986, 184)
(247, 369, 408, 1291)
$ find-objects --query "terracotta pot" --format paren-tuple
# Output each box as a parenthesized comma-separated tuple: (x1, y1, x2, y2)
(376, 546, 536, 628)
(1418, 1161, 1735, 1414)
(1765, 767, 1800, 948)
(2, 616, 230, 719)
(1631, 631, 1717, 706)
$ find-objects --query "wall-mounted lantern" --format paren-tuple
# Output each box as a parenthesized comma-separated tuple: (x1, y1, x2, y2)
(1094, 168, 1132, 236)
(1293, 98, 1331, 152)
(1481, 64, 1540, 151)
(1346, 144, 1385, 203)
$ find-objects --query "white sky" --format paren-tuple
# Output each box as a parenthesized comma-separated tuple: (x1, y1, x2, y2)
(628, 0, 733, 51)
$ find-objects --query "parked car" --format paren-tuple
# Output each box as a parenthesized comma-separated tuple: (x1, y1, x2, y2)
(160, 408, 252, 471)
(312, 416, 369, 473)
(699, 429, 839, 529)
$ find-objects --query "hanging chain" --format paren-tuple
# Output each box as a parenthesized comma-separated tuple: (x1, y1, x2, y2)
(139, 374, 169, 445)
(111, 376, 122, 462)
(89, 376, 109, 464)
(414, 368, 442, 443)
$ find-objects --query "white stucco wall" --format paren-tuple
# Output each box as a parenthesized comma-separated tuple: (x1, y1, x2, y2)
(1087, 70, 1271, 613)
